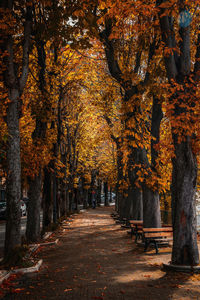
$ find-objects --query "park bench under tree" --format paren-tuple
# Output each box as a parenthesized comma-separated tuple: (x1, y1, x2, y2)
(143, 227, 173, 254)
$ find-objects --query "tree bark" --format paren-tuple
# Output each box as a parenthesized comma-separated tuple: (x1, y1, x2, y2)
(171, 138, 199, 265)
(142, 96, 162, 228)
(26, 171, 41, 242)
(158, 0, 199, 265)
(1, 2, 32, 258)
(97, 179, 102, 206)
(104, 181, 109, 206)
(42, 167, 53, 230)
(5, 89, 22, 256)
(143, 187, 161, 228)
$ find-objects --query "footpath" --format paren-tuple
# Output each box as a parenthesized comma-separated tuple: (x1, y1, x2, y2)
(1, 207, 200, 300)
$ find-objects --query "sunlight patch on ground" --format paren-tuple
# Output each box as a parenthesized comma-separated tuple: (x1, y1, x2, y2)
(112, 269, 165, 284)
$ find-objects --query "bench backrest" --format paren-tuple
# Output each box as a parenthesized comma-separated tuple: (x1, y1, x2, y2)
(129, 220, 143, 225)
(143, 227, 172, 232)
(144, 231, 173, 238)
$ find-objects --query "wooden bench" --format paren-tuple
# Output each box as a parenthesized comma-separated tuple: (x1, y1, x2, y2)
(121, 218, 131, 229)
(143, 227, 173, 254)
(129, 220, 143, 242)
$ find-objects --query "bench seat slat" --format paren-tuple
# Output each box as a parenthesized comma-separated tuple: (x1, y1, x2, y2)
(143, 227, 172, 232)
(145, 232, 172, 238)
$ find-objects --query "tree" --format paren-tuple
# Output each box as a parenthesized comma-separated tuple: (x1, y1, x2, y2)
(157, 0, 200, 266)
(0, 0, 32, 259)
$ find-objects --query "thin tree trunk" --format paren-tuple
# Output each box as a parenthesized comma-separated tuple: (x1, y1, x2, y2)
(142, 96, 162, 228)
(116, 140, 123, 214)
(109, 188, 112, 203)
(42, 167, 53, 230)
(104, 181, 109, 206)
(53, 172, 57, 223)
(60, 181, 67, 217)
(26, 171, 41, 242)
(97, 179, 101, 206)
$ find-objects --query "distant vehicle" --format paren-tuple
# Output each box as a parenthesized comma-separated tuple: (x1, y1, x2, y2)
(0, 200, 26, 219)
(111, 192, 116, 200)
(20, 200, 27, 216)
(100, 192, 116, 202)
(22, 197, 29, 207)
(0, 202, 6, 220)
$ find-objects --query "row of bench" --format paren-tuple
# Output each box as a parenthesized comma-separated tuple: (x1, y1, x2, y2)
(112, 213, 172, 254)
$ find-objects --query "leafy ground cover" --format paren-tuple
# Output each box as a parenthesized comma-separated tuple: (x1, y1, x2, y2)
(1, 207, 200, 299)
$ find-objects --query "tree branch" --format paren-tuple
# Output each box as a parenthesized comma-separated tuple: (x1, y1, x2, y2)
(19, 5, 32, 92)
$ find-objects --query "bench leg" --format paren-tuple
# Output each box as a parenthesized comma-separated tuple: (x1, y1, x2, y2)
(144, 240, 149, 252)
(131, 228, 133, 238)
(154, 240, 159, 254)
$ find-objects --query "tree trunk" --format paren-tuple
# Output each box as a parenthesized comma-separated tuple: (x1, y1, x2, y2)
(109, 188, 112, 203)
(171, 138, 199, 265)
(83, 188, 88, 209)
(53, 172, 57, 223)
(126, 146, 143, 220)
(143, 187, 161, 228)
(66, 189, 70, 213)
(104, 181, 109, 206)
(115, 140, 123, 214)
(60, 180, 67, 217)
(2, 2, 32, 260)
(126, 186, 143, 220)
(158, 0, 199, 265)
(142, 96, 162, 228)
(42, 167, 53, 230)
(26, 171, 41, 242)
(5, 90, 22, 256)
(97, 179, 102, 206)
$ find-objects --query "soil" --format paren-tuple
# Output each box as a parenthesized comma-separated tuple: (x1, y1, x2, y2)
(1, 206, 200, 299)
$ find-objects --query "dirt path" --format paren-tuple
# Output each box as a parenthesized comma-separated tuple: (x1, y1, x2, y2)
(1, 207, 200, 299)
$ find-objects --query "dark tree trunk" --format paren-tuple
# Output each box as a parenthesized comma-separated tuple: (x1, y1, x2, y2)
(42, 167, 53, 230)
(69, 190, 74, 212)
(26, 171, 41, 242)
(143, 187, 161, 228)
(1, 2, 32, 258)
(142, 96, 162, 228)
(53, 172, 57, 223)
(115, 140, 123, 214)
(60, 180, 67, 217)
(126, 146, 143, 220)
(158, 0, 199, 265)
(5, 90, 22, 255)
(109, 188, 112, 203)
(97, 179, 102, 206)
(171, 138, 199, 265)
(126, 186, 143, 220)
(74, 188, 78, 211)
(88, 170, 96, 207)
(28, 39, 47, 237)
(104, 181, 109, 206)
(66, 189, 70, 213)
(81, 177, 88, 209)
(83, 188, 88, 209)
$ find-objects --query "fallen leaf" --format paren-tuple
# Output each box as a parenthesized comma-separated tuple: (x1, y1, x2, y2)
(64, 288, 72, 292)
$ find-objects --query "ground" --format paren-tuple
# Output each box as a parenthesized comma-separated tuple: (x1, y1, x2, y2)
(1, 207, 200, 299)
